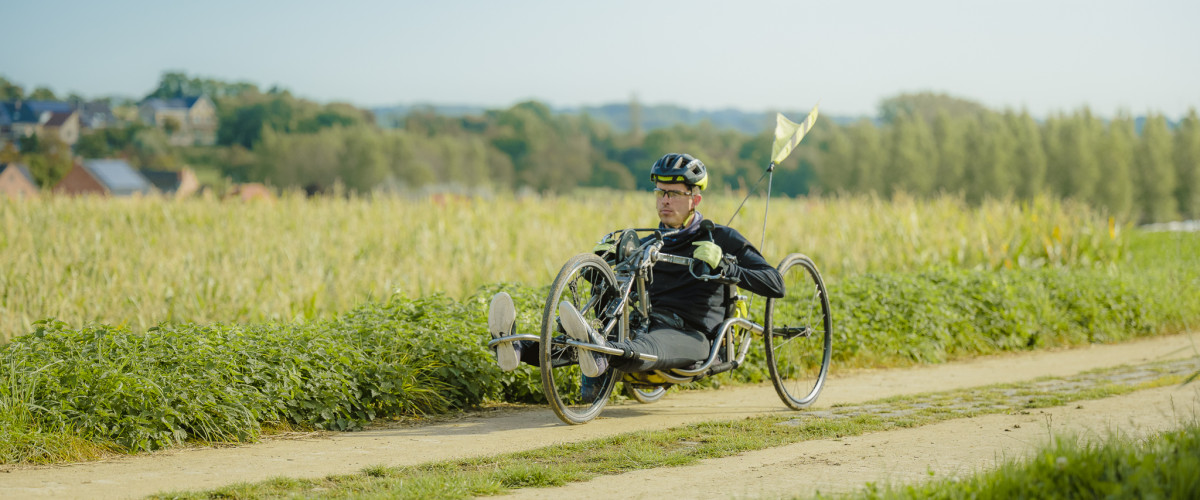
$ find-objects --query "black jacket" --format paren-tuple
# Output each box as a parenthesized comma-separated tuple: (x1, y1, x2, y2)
(648, 214, 785, 337)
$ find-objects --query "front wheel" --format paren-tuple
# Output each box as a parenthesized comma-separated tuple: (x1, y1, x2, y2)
(763, 254, 833, 410)
(540, 253, 623, 424)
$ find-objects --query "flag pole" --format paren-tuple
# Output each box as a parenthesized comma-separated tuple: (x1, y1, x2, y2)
(724, 103, 820, 250)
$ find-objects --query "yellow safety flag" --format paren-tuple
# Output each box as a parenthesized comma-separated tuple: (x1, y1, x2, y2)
(771, 103, 820, 164)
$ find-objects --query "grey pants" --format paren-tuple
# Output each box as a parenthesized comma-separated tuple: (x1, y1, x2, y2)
(607, 311, 711, 373)
(516, 311, 710, 373)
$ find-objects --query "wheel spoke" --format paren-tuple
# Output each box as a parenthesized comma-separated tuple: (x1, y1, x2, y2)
(764, 255, 832, 410)
(541, 255, 623, 424)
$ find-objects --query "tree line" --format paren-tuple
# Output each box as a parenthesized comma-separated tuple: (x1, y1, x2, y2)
(5, 72, 1198, 223)
(818, 98, 1200, 223)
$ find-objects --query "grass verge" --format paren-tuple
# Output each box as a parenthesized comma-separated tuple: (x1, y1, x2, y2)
(841, 417, 1200, 499)
(2, 232, 1197, 465)
(149, 358, 1198, 499)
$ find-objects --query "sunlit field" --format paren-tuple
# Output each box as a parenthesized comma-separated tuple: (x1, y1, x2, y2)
(1, 191, 1122, 341)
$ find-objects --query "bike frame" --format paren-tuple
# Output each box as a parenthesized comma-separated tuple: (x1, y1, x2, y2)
(486, 227, 773, 385)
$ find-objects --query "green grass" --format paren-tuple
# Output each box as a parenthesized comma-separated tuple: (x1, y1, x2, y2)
(839, 420, 1200, 499)
(147, 359, 1197, 499)
(2, 232, 1197, 465)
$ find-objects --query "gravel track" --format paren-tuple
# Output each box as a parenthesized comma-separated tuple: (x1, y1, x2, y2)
(1, 332, 1196, 499)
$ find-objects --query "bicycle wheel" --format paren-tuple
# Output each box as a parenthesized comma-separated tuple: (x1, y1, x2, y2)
(540, 253, 623, 424)
(624, 383, 667, 403)
(763, 253, 832, 410)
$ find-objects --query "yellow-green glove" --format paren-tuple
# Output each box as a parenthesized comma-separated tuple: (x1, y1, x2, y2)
(593, 240, 615, 255)
(692, 241, 722, 269)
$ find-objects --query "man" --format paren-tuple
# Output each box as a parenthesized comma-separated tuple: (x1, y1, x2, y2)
(488, 153, 785, 382)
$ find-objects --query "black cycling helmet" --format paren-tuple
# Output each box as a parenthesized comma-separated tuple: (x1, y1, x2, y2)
(649, 153, 709, 191)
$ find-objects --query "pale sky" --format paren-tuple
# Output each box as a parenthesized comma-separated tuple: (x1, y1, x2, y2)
(2, 0, 1197, 118)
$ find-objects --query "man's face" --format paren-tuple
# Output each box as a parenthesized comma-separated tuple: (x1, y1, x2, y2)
(655, 181, 700, 228)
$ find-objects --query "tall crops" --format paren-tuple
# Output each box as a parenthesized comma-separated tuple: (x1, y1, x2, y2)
(1, 192, 1123, 341)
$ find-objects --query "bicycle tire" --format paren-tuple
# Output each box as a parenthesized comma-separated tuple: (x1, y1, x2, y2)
(540, 253, 623, 424)
(763, 253, 832, 410)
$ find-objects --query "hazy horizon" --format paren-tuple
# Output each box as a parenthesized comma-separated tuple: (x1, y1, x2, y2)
(3, 0, 1198, 119)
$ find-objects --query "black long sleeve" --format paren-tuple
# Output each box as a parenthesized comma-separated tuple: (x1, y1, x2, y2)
(650, 223, 784, 336)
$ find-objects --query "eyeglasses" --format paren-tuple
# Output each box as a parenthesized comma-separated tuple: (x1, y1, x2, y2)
(653, 188, 692, 200)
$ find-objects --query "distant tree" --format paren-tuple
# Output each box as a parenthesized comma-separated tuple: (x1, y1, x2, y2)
(0, 76, 23, 100)
(147, 71, 258, 100)
(1173, 109, 1200, 219)
(218, 104, 270, 148)
(221, 144, 258, 183)
(848, 120, 885, 195)
(216, 93, 367, 149)
(963, 112, 1016, 203)
(163, 116, 182, 136)
(1072, 109, 1104, 205)
(338, 126, 388, 191)
(591, 159, 635, 189)
(66, 92, 86, 107)
(1044, 110, 1102, 202)
(404, 108, 464, 137)
(17, 133, 40, 153)
(1135, 114, 1177, 222)
(20, 134, 73, 187)
(299, 107, 362, 133)
(629, 93, 643, 140)
(0, 142, 20, 163)
(932, 111, 967, 195)
(486, 101, 595, 193)
(383, 132, 428, 188)
(883, 114, 937, 197)
(74, 131, 111, 158)
(28, 86, 58, 101)
(815, 124, 853, 194)
(1095, 114, 1136, 217)
(878, 91, 987, 125)
(148, 71, 190, 99)
(1006, 110, 1047, 200)
(130, 128, 177, 168)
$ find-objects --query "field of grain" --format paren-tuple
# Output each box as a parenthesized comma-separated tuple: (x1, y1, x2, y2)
(1, 192, 1121, 341)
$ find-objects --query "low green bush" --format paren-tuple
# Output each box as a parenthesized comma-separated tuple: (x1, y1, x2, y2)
(1, 234, 1196, 462)
(1, 294, 478, 453)
(831, 267, 1164, 368)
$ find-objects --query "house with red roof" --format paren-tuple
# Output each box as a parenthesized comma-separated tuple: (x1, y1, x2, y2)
(0, 162, 39, 199)
(53, 159, 155, 196)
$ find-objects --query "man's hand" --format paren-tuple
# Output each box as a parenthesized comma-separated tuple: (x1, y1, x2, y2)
(692, 241, 722, 269)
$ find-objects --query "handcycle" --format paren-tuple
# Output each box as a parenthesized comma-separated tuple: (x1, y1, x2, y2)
(489, 219, 833, 425)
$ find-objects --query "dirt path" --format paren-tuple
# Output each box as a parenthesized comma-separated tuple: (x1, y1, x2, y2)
(503, 385, 1200, 500)
(2, 333, 1197, 500)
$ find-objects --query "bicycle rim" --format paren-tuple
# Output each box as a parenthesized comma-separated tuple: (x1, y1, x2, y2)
(539, 253, 623, 424)
(763, 253, 832, 409)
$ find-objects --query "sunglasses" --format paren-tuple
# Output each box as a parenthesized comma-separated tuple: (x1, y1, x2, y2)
(653, 188, 693, 200)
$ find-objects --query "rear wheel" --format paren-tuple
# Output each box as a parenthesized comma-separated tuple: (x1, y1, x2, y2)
(763, 254, 832, 409)
(540, 253, 623, 424)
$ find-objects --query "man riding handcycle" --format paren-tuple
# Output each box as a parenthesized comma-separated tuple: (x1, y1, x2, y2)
(488, 153, 833, 424)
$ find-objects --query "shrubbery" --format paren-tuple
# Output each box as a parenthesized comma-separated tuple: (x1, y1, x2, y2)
(1, 234, 1197, 463)
(832, 267, 1163, 367)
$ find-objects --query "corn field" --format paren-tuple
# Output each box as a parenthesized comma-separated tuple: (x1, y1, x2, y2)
(1, 191, 1123, 341)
